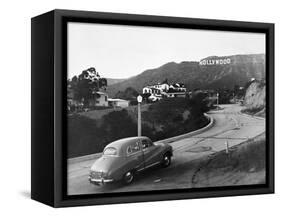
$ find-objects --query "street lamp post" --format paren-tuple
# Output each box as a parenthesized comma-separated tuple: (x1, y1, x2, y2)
(137, 95, 143, 137)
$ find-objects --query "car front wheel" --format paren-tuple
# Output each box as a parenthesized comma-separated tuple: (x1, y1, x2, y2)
(123, 171, 134, 184)
(162, 153, 171, 167)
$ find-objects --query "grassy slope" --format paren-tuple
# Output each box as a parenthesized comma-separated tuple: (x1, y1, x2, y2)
(193, 133, 266, 187)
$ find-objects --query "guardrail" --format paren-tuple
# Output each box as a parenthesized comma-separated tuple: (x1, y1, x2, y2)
(68, 113, 214, 164)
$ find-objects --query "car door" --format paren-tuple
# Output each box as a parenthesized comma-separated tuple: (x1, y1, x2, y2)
(126, 141, 145, 172)
(141, 139, 161, 169)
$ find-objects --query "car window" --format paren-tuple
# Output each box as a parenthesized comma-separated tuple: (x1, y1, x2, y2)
(103, 147, 117, 156)
(127, 142, 140, 155)
(142, 139, 153, 149)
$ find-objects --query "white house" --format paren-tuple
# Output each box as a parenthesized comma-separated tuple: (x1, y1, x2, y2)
(108, 98, 129, 108)
(154, 83, 169, 92)
(143, 83, 169, 94)
(143, 86, 152, 94)
(142, 81, 186, 101)
(169, 83, 186, 92)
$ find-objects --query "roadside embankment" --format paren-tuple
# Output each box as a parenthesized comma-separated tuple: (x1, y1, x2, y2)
(242, 80, 266, 117)
(192, 133, 266, 187)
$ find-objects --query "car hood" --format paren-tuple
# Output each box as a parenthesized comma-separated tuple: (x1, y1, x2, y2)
(90, 155, 122, 173)
(154, 142, 172, 152)
(154, 142, 168, 148)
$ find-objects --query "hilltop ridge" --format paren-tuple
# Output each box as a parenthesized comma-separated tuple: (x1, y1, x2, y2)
(107, 54, 265, 97)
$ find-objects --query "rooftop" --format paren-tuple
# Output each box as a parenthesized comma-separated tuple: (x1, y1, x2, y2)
(92, 91, 108, 95)
(108, 98, 129, 102)
(105, 136, 149, 155)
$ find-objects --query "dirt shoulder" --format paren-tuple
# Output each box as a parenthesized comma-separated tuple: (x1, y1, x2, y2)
(192, 133, 266, 187)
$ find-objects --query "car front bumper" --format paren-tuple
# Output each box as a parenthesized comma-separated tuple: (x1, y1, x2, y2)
(88, 177, 114, 185)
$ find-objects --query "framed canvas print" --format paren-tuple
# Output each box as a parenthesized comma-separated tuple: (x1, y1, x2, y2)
(31, 9, 274, 207)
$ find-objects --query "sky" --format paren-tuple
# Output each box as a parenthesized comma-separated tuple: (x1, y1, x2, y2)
(67, 22, 265, 79)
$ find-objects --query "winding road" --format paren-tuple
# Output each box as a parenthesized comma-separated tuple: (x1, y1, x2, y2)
(67, 104, 265, 195)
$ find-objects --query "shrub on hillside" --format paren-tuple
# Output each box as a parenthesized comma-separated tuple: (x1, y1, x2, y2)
(142, 96, 210, 140)
(115, 87, 139, 100)
(188, 92, 210, 115)
(143, 95, 209, 125)
(144, 98, 189, 125)
(101, 109, 137, 143)
(67, 114, 105, 158)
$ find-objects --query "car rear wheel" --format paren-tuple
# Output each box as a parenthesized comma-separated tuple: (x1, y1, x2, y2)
(162, 153, 171, 167)
(123, 171, 134, 184)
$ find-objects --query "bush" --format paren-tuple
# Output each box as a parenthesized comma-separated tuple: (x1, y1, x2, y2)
(142, 97, 209, 141)
(101, 109, 137, 143)
(67, 114, 105, 158)
(68, 110, 138, 158)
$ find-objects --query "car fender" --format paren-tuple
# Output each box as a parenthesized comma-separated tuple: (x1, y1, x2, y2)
(109, 156, 142, 181)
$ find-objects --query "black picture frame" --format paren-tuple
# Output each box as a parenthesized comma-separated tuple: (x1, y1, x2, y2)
(31, 9, 274, 207)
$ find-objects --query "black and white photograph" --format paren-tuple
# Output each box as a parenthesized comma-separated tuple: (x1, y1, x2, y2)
(66, 22, 266, 196)
(1, 0, 280, 213)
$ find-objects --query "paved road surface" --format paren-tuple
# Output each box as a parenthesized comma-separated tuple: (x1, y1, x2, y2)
(67, 104, 265, 195)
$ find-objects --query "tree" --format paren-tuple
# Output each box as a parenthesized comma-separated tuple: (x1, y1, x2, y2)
(189, 92, 210, 115)
(115, 87, 139, 100)
(101, 109, 137, 141)
(69, 67, 107, 106)
(142, 93, 151, 103)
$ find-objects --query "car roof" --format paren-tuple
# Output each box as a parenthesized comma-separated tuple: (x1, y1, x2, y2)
(104, 136, 149, 155)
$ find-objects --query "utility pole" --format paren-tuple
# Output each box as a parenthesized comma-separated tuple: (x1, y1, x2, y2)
(137, 95, 143, 137)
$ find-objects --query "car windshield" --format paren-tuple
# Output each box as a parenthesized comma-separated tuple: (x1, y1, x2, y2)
(103, 147, 118, 156)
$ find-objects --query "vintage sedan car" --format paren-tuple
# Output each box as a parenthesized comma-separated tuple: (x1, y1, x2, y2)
(89, 136, 173, 185)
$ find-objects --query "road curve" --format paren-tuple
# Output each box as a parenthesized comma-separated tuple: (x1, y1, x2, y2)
(67, 104, 265, 195)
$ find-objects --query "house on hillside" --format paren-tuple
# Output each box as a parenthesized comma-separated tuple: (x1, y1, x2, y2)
(143, 81, 169, 94)
(169, 83, 186, 92)
(89, 91, 108, 107)
(143, 87, 162, 101)
(142, 81, 170, 101)
(143, 86, 152, 94)
(166, 89, 186, 98)
(108, 98, 129, 108)
(142, 81, 187, 101)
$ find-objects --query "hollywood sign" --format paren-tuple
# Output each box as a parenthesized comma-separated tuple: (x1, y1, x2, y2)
(199, 58, 231, 66)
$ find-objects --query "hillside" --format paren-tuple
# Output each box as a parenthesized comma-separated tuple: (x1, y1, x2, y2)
(243, 80, 266, 116)
(106, 78, 126, 86)
(107, 54, 265, 97)
(193, 133, 265, 187)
